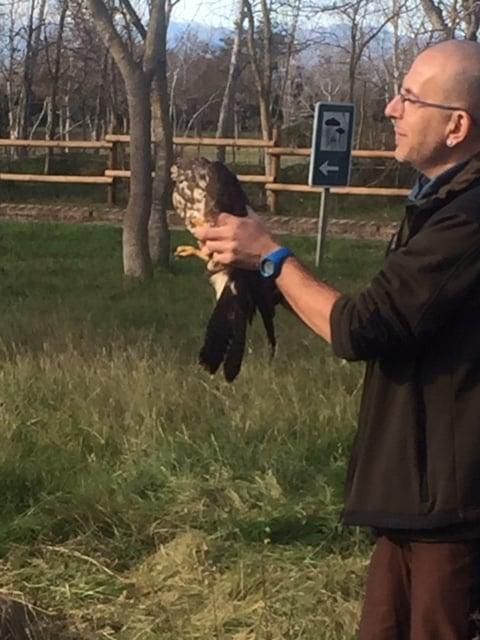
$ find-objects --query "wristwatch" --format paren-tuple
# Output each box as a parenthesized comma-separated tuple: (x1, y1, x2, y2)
(259, 246, 294, 279)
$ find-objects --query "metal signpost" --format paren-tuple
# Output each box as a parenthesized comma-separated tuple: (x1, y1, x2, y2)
(308, 102, 355, 267)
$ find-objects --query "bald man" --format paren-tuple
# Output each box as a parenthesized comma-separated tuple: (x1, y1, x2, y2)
(195, 40, 480, 639)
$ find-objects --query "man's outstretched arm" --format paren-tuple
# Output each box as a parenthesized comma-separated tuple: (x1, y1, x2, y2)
(272, 258, 342, 343)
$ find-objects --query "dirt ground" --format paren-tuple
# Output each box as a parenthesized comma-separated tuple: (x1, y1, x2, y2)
(0, 203, 399, 241)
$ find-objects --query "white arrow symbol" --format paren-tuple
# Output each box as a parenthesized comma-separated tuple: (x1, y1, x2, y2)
(319, 160, 340, 176)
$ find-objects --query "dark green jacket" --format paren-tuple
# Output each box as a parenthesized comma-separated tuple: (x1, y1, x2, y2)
(331, 154, 480, 531)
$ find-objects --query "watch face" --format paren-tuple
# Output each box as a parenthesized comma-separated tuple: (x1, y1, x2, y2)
(262, 259, 275, 277)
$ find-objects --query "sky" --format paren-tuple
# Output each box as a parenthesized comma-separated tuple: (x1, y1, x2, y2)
(172, 0, 237, 26)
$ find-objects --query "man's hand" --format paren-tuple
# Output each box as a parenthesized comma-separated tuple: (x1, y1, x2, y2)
(195, 211, 340, 343)
(193, 212, 280, 270)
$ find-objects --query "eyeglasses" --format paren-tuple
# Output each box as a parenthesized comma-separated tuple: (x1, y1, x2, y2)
(397, 91, 474, 121)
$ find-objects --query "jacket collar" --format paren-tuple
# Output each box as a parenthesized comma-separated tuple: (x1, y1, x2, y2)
(412, 152, 480, 211)
(409, 160, 469, 202)
(390, 153, 480, 252)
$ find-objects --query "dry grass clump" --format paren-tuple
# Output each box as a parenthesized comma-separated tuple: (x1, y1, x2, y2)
(0, 530, 368, 639)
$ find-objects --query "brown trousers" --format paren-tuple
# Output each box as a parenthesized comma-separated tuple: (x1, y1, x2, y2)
(358, 535, 480, 640)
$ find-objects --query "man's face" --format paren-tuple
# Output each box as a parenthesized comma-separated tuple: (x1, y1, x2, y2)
(384, 52, 453, 176)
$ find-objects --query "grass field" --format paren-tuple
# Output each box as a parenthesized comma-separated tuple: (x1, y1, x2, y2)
(0, 221, 385, 638)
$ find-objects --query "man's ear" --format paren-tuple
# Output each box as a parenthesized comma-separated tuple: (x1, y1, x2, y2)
(445, 111, 473, 147)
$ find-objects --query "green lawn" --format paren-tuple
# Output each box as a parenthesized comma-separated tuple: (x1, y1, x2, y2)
(0, 221, 385, 638)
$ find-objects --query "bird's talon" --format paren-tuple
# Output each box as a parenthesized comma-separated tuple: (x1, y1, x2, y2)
(174, 245, 210, 262)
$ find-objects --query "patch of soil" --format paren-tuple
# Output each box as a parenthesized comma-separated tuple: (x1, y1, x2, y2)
(0, 203, 399, 241)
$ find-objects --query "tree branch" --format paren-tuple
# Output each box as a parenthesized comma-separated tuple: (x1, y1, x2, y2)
(244, 0, 264, 97)
(419, 0, 450, 37)
(119, 0, 147, 40)
(143, 0, 165, 82)
(86, 0, 139, 82)
(462, 0, 480, 40)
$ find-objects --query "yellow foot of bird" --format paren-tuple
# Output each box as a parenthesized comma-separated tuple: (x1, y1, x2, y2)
(174, 245, 210, 262)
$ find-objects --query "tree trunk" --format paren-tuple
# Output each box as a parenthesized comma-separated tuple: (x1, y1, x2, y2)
(419, 0, 450, 37)
(59, 105, 65, 140)
(109, 55, 123, 133)
(92, 53, 108, 141)
(348, 19, 358, 102)
(0, 95, 8, 137)
(65, 84, 71, 144)
(86, 0, 169, 279)
(44, 0, 68, 174)
(81, 102, 87, 139)
(123, 73, 153, 280)
(463, 0, 480, 39)
(356, 80, 367, 147)
(391, 0, 401, 96)
(21, 0, 47, 141)
(233, 103, 240, 162)
(216, 0, 244, 162)
(244, 0, 275, 209)
(259, 93, 274, 207)
(149, 75, 173, 268)
(7, 1, 21, 157)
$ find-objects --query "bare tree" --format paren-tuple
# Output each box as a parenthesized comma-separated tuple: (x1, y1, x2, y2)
(419, 0, 480, 40)
(419, 0, 451, 38)
(4, 0, 20, 142)
(150, 5, 175, 268)
(275, 0, 302, 127)
(44, 0, 68, 173)
(390, 0, 403, 95)
(244, 0, 274, 151)
(1, 0, 46, 150)
(216, 0, 245, 162)
(91, 50, 108, 141)
(463, 0, 480, 39)
(22, 0, 48, 139)
(244, 0, 302, 209)
(115, 0, 175, 267)
(86, 0, 177, 279)
(326, 0, 399, 102)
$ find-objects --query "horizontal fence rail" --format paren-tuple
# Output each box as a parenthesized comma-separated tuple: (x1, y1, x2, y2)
(0, 139, 112, 149)
(267, 147, 397, 159)
(105, 134, 276, 148)
(104, 169, 274, 184)
(0, 135, 406, 209)
(0, 173, 113, 184)
(265, 183, 410, 197)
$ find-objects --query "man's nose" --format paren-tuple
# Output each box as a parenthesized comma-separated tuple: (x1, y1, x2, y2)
(385, 94, 402, 119)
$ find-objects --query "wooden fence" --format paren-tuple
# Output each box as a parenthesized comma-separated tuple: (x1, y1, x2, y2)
(0, 136, 410, 210)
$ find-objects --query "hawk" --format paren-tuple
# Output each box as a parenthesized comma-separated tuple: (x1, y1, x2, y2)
(171, 157, 279, 382)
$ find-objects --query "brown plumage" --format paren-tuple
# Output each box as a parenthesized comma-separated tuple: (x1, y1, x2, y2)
(171, 157, 279, 382)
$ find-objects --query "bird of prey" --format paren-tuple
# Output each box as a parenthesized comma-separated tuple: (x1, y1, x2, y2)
(171, 157, 279, 382)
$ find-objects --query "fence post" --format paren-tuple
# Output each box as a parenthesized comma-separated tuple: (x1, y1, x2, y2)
(266, 127, 280, 213)
(315, 187, 329, 268)
(107, 140, 118, 206)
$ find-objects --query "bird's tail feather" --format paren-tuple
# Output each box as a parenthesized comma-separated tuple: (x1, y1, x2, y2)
(199, 286, 234, 375)
(244, 273, 277, 357)
(223, 297, 248, 382)
(200, 273, 278, 382)
(199, 281, 251, 382)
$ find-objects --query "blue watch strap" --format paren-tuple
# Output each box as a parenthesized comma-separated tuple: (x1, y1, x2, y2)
(259, 246, 294, 278)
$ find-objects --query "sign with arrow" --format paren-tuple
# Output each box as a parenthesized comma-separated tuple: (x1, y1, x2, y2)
(308, 102, 355, 187)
